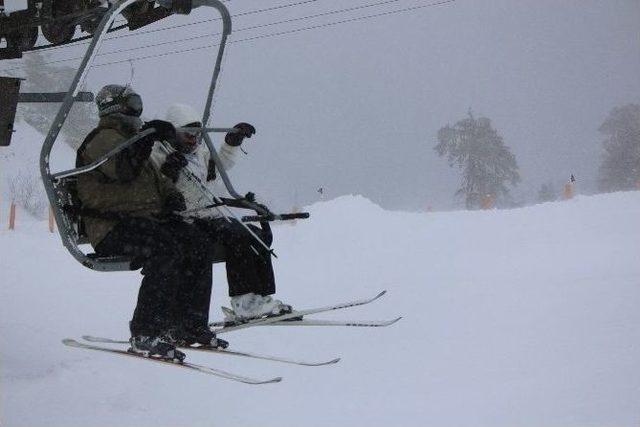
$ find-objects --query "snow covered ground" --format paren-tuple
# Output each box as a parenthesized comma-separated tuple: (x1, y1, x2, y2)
(1, 185, 639, 426)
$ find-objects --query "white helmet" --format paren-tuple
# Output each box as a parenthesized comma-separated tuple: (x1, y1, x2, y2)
(165, 103, 203, 153)
(165, 103, 202, 128)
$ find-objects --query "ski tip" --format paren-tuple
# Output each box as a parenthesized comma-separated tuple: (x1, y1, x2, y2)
(375, 290, 387, 299)
(307, 358, 341, 366)
(62, 338, 80, 346)
(237, 374, 283, 385)
(389, 316, 402, 325)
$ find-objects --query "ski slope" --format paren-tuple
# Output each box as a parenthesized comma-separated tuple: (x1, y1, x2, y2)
(1, 190, 639, 426)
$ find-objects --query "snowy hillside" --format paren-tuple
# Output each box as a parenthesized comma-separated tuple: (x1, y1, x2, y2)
(0, 119, 75, 217)
(1, 191, 640, 426)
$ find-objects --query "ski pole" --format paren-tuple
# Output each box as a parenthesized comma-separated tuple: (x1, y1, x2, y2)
(182, 127, 242, 134)
(156, 142, 277, 258)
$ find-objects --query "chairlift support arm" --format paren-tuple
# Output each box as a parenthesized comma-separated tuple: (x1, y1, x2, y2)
(18, 92, 95, 103)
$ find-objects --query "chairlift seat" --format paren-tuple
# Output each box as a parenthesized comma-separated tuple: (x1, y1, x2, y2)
(53, 175, 227, 271)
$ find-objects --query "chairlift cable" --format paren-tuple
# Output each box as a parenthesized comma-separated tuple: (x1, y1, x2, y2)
(103, 0, 326, 41)
(23, 23, 129, 53)
(96, 0, 455, 67)
(17, 0, 327, 54)
(77, 0, 438, 59)
(0, 0, 455, 74)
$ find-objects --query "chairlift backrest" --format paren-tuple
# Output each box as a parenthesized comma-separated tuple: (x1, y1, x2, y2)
(54, 175, 139, 271)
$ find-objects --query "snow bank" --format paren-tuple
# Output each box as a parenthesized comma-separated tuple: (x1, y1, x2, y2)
(1, 190, 639, 427)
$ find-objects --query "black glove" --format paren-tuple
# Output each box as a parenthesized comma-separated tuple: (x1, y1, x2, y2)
(206, 159, 216, 181)
(225, 122, 256, 147)
(160, 151, 188, 183)
(142, 120, 176, 143)
(163, 191, 186, 213)
(128, 136, 154, 163)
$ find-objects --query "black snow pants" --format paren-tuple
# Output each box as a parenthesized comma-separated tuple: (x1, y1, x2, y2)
(95, 216, 214, 337)
(194, 217, 276, 297)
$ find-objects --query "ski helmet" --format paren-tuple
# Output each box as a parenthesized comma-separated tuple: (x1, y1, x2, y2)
(165, 103, 202, 129)
(95, 84, 143, 117)
(165, 103, 202, 153)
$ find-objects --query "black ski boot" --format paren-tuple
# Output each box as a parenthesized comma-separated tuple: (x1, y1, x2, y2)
(128, 335, 186, 362)
(170, 327, 229, 349)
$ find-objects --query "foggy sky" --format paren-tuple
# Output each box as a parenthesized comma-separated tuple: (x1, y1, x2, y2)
(3, 0, 639, 210)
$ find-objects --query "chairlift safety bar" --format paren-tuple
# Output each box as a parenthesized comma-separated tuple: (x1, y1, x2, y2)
(50, 127, 240, 181)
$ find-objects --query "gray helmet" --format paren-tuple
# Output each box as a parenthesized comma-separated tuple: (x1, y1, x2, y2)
(95, 84, 143, 117)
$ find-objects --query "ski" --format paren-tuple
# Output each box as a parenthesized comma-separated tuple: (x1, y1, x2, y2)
(210, 290, 389, 334)
(183, 346, 340, 366)
(62, 339, 281, 385)
(81, 335, 340, 367)
(264, 317, 402, 327)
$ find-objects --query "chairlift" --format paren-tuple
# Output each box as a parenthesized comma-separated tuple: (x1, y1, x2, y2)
(39, 0, 308, 272)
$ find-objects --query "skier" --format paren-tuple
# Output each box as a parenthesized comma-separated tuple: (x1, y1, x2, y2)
(75, 85, 226, 362)
(152, 103, 293, 325)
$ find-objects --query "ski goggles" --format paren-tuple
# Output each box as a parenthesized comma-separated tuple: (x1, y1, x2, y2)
(175, 122, 203, 153)
(123, 94, 143, 117)
(180, 122, 203, 138)
(181, 122, 202, 136)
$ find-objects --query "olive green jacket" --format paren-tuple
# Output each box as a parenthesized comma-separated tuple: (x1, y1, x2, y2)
(76, 115, 175, 248)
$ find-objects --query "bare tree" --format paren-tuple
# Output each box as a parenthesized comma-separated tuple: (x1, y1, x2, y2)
(8, 172, 47, 219)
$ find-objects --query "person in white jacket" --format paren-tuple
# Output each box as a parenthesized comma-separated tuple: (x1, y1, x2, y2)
(151, 104, 239, 218)
(151, 104, 291, 341)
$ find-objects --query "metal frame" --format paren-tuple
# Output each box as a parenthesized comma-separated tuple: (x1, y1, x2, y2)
(40, 0, 232, 271)
(0, 76, 21, 146)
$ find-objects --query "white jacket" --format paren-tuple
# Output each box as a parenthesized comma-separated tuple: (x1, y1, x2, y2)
(150, 140, 240, 218)
(150, 103, 242, 219)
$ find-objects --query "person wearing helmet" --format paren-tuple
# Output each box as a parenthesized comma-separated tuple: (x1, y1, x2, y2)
(76, 85, 227, 362)
(152, 103, 292, 328)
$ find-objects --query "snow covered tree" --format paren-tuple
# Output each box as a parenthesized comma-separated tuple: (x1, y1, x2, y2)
(435, 112, 520, 209)
(598, 104, 640, 192)
(538, 183, 557, 203)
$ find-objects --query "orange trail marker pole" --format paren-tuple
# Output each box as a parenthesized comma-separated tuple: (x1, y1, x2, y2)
(563, 183, 574, 200)
(49, 205, 55, 233)
(8, 202, 16, 230)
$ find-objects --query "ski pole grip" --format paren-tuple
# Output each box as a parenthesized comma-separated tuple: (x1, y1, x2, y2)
(241, 212, 310, 223)
(278, 213, 310, 220)
(182, 127, 244, 134)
